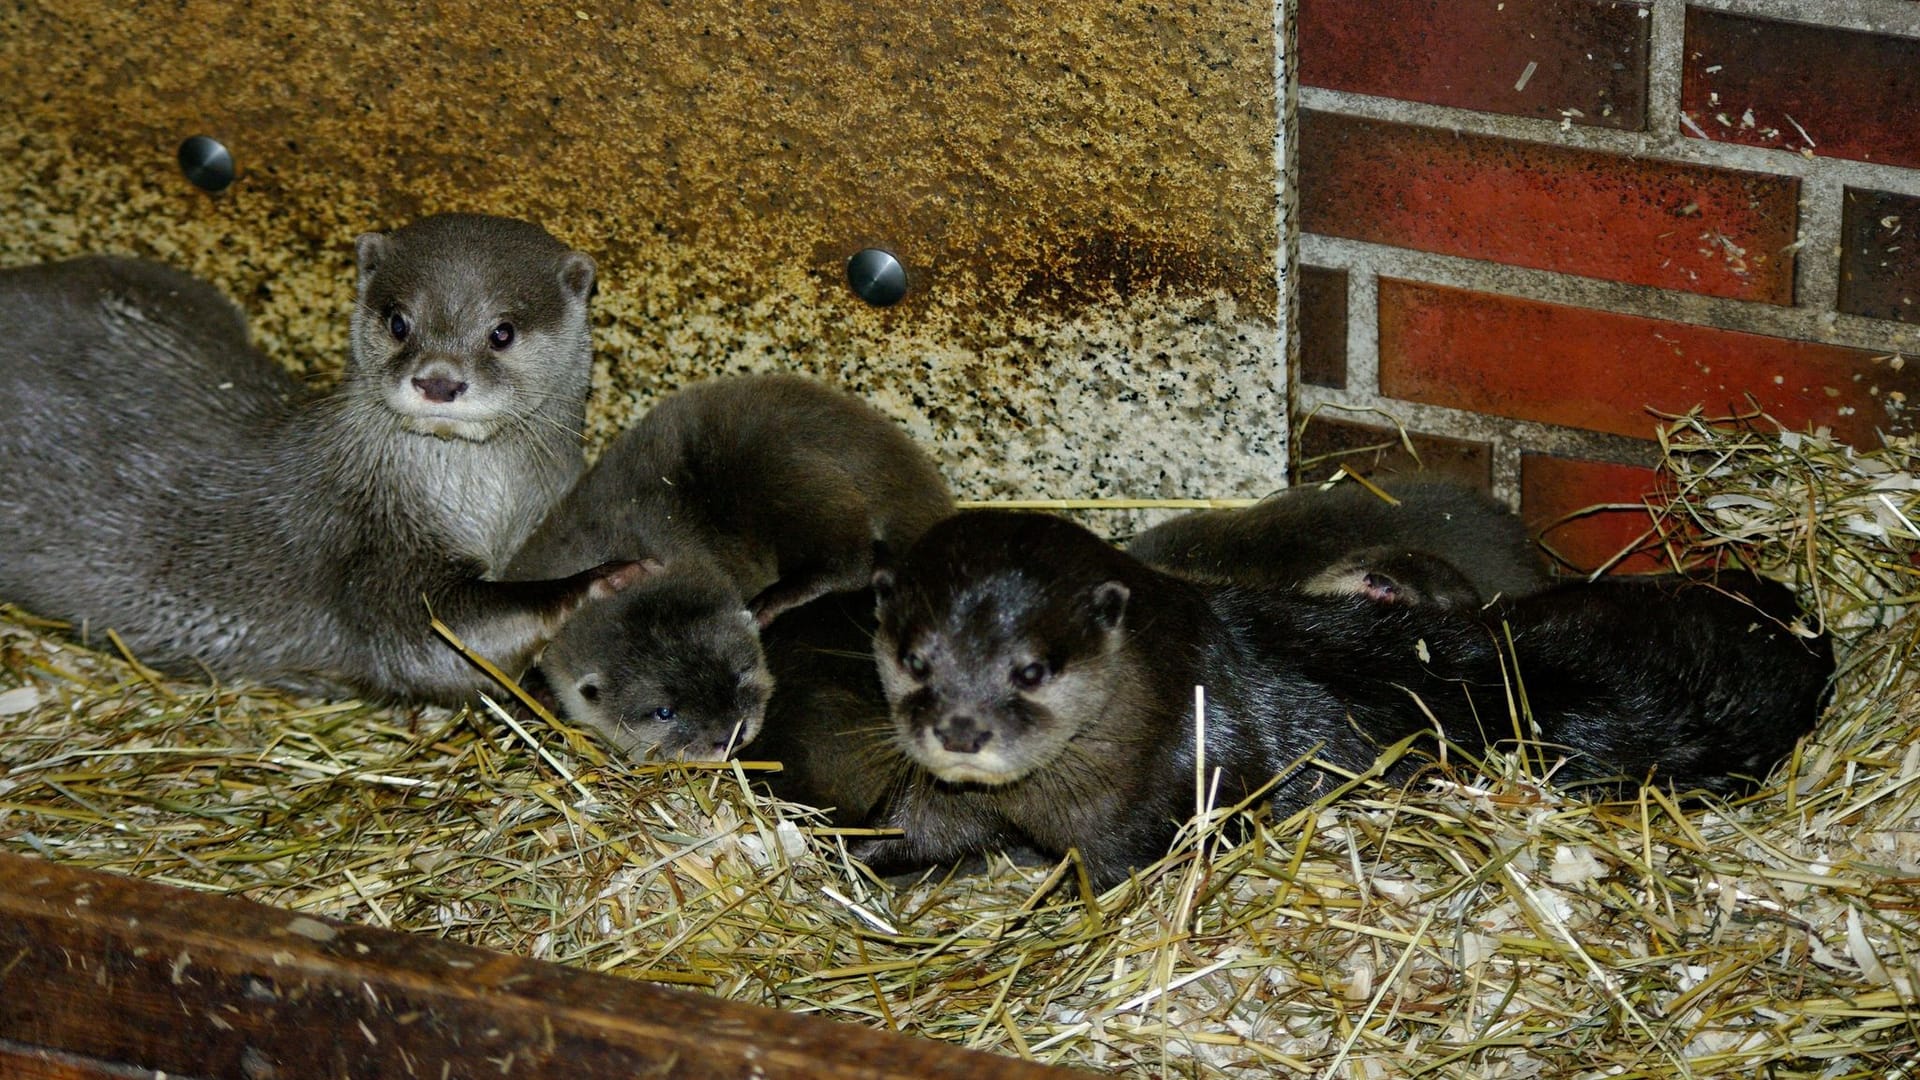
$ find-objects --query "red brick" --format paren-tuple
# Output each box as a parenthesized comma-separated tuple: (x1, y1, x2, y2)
(1299, 111, 1799, 304)
(1520, 454, 1668, 573)
(1839, 188, 1920, 325)
(1293, 416, 1492, 489)
(1300, 0, 1650, 131)
(1681, 9, 1920, 170)
(1299, 265, 1349, 389)
(1377, 279, 1917, 446)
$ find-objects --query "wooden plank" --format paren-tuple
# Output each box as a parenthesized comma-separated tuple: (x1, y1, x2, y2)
(0, 851, 1076, 1079)
(0, 1038, 194, 1080)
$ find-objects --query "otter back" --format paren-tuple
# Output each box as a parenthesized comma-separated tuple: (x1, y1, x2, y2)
(1129, 479, 1551, 604)
(508, 373, 955, 760)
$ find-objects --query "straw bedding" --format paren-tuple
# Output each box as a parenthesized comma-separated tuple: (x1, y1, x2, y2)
(2, 418, 1915, 1077)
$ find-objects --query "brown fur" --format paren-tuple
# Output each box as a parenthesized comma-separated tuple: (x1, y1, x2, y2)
(507, 374, 954, 758)
(1130, 479, 1550, 605)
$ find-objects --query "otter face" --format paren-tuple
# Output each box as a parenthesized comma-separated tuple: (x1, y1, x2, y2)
(535, 585, 772, 761)
(350, 214, 596, 441)
(872, 564, 1131, 786)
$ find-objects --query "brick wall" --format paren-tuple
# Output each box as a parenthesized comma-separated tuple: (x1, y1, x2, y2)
(1290, 0, 1920, 572)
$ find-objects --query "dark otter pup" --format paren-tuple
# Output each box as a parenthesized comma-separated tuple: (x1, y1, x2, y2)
(1129, 479, 1551, 605)
(506, 374, 954, 760)
(855, 511, 1832, 888)
(0, 216, 636, 702)
(747, 589, 903, 825)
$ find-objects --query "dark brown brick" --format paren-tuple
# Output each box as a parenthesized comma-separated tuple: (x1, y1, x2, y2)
(1378, 279, 1917, 446)
(1299, 111, 1799, 303)
(1682, 9, 1920, 169)
(1299, 265, 1349, 389)
(1840, 188, 1920, 325)
(1292, 415, 1492, 490)
(1300, 0, 1650, 131)
(1520, 454, 1668, 573)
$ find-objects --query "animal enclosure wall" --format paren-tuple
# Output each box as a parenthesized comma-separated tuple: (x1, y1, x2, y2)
(0, 1, 1288, 502)
(6, 6, 1920, 1080)
(1291, 0, 1920, 571)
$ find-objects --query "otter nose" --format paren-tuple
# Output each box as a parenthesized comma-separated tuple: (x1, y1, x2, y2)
(411, 375, 468, 403)
(934, 714, 993, 754)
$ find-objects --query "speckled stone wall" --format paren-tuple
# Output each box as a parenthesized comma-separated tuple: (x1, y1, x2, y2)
(1, 2, 1286, 503)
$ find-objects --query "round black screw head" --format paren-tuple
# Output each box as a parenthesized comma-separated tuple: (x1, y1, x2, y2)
(177, 135, 235, 194)
(846, 248, 908, 307)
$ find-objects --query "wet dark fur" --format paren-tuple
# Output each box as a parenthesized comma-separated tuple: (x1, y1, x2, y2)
(1129, 479, 1551, 605)
(1481, 573, 1834, 791)
(856, 511, 1834, 888)
(747, 590, 904, 825)
(506, 374, 954, 759)
(0, 217, 632, 703)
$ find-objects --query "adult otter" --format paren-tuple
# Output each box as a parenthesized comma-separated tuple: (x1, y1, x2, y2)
(854, 511, 1833, 888)
(0, 215, 635, 702)
(1129, 479, 1551, 605)
(506, 374, 954, 760)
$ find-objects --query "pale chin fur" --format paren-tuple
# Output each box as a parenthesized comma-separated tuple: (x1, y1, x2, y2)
(908, 734, 1033, 786)
(384, 392, 509, 441)
(402, 415, 503, 441)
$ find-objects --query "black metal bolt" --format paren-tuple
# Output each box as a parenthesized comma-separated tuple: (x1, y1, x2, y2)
(177, 135, 235, 193)
(846, 248, 907, 307)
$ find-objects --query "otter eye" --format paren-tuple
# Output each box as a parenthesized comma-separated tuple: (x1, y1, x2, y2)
(488, 321, 515, 350)
(903, 652, 929, 679)
(651, 706, 677, 722)
(387, 310, 410, 341)
(576, 679, 600, 704)
(1011, 661, 1049, 690)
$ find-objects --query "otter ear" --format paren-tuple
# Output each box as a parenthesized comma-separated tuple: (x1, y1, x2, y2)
(559, 252, 597, 302)
(354, 233, 390, 287)
(1090, 580, 1130, 632)
(871, 566, 897, 606)
(519, 664, 563, 717)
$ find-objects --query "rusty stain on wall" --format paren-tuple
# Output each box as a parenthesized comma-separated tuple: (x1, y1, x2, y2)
(2, 1, 1283, 499)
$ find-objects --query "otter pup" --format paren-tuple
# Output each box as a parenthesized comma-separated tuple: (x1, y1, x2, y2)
(747, 589, 904, 825)
(0, 216, 634, 702)
(1129, 479, 1551, 605)
(506, 374, 954, 760)
(854, 511, 1832, 888)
